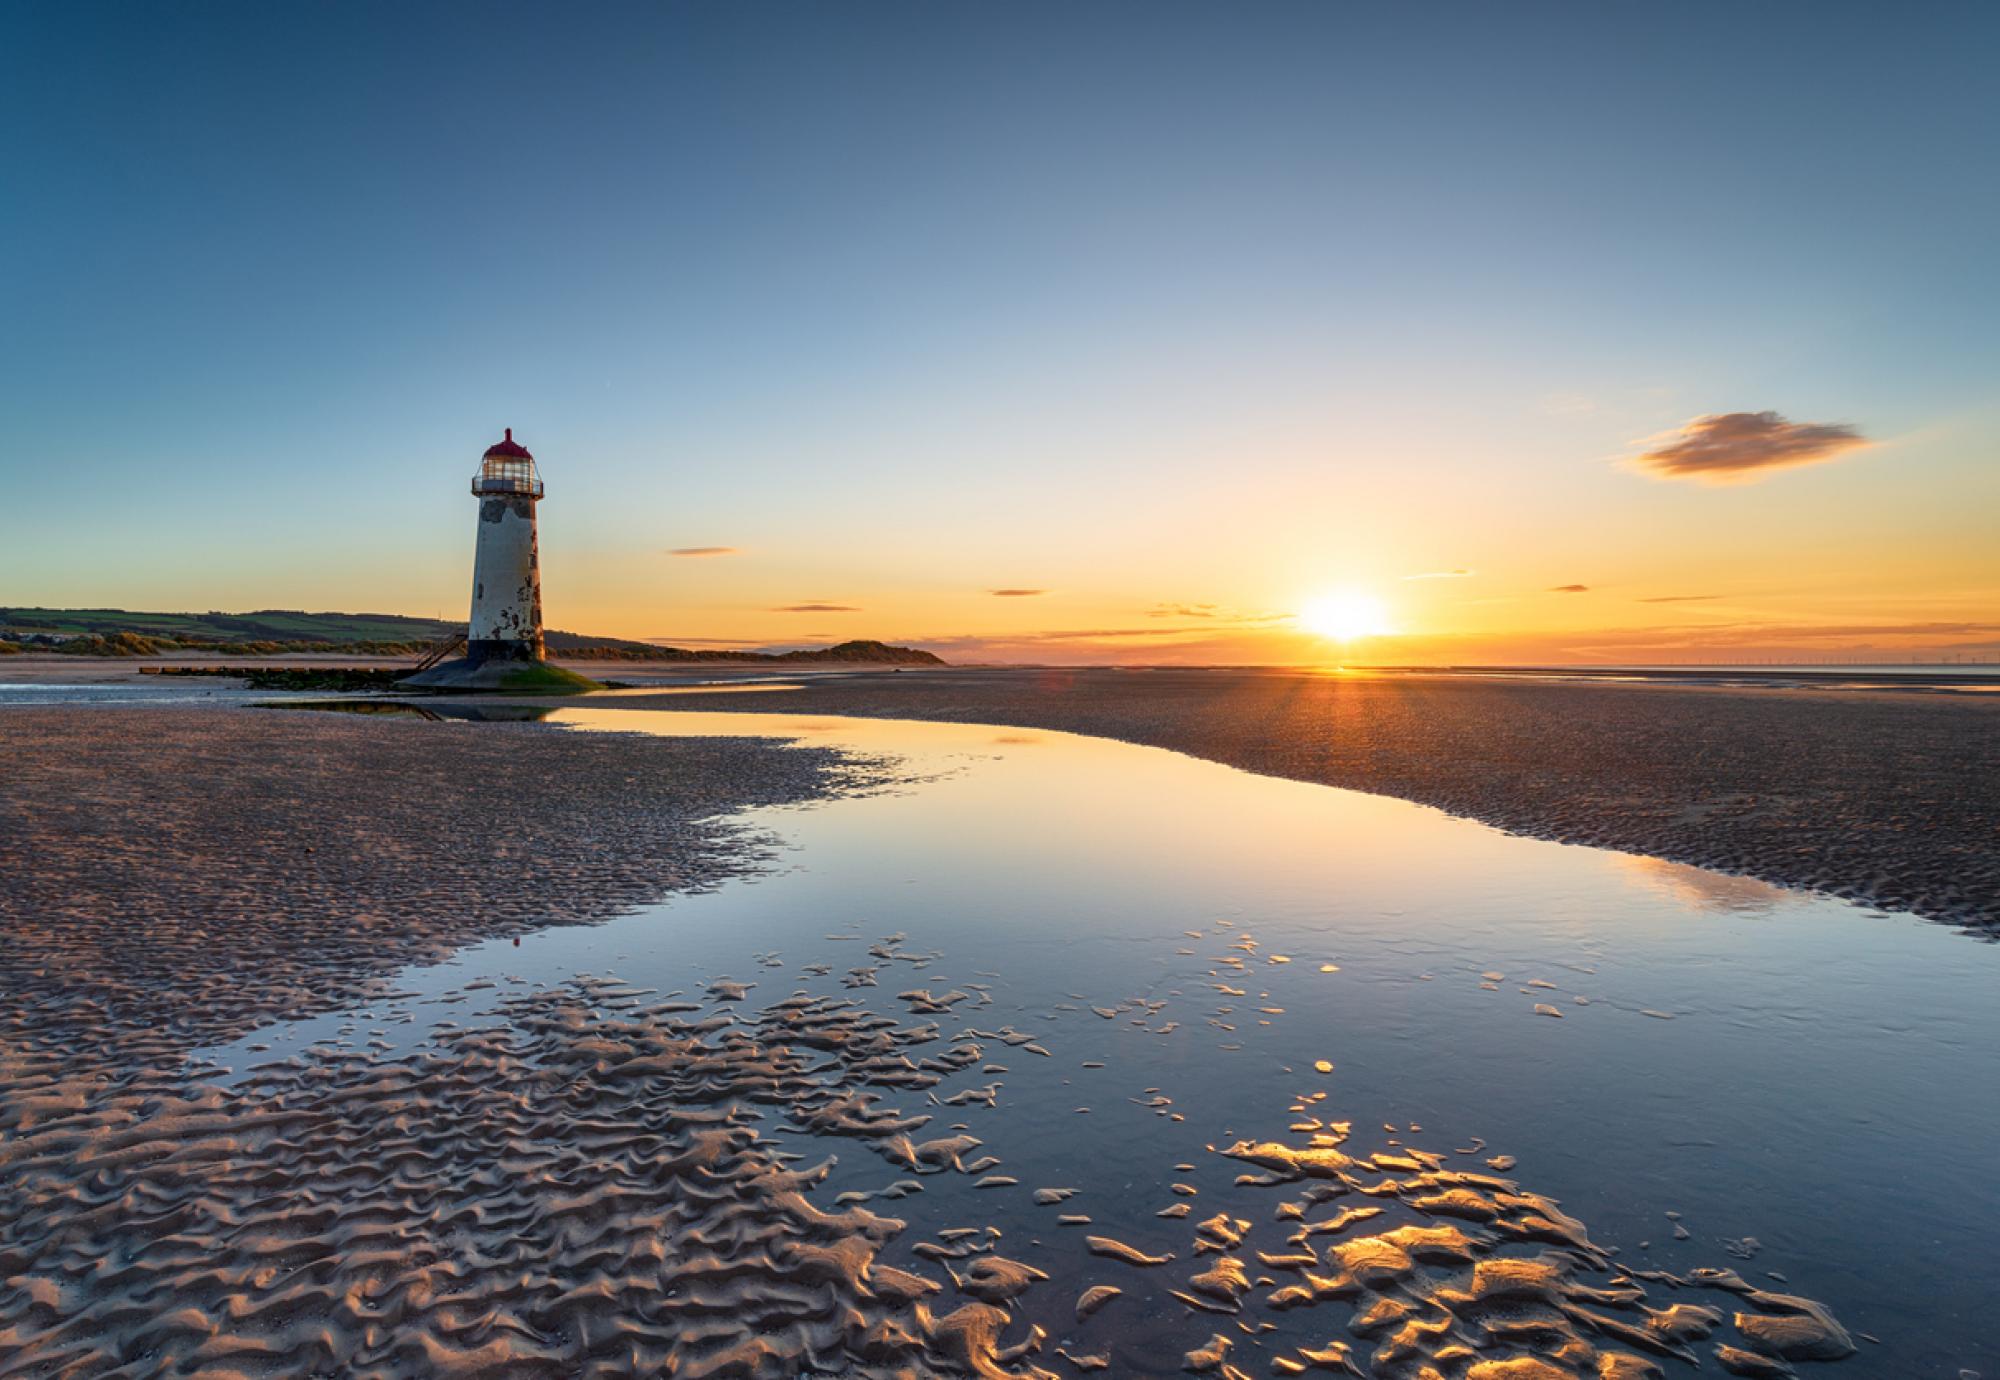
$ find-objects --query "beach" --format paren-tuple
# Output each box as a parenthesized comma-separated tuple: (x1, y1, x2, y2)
(3, 688, 1993, 1375)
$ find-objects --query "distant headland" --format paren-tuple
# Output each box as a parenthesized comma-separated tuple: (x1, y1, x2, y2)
(0, 608, 945, 666)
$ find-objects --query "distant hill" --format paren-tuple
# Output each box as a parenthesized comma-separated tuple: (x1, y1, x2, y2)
(553, 636, 944, 666)
(0, 608, 945, 665)
(0, 607, 457, 647)
(775, 640, 944, 665)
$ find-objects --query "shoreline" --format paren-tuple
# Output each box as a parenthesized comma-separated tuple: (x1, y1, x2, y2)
(6, 662, 1995, 932)
(575, 666, 2000, 932)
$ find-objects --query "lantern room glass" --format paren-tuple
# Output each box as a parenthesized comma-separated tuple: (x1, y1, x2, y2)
(472, 455, 543, 497)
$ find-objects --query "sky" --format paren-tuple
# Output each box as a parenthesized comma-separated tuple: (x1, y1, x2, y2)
(4, 0, 1996, 665)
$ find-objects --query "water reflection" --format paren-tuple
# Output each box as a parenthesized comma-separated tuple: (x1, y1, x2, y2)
(587, 680, 808, 696)
(264, 699, 558, 722)
(1617, 855, 1791, 914)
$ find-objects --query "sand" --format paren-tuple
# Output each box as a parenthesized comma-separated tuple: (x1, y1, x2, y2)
(0, 975, 1047, 1377)
(0, 705, 881, 1062)
(591, 667, 2000, 931)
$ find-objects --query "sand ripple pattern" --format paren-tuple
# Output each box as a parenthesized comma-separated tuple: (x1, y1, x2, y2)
(0, 981, 1055, 1378)
(1163, 1120, 1857, 1378)
(0, 962, 1860, 1379)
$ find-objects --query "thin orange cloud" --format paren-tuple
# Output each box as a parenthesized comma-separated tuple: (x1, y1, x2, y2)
(989, 588, 1045, 597)
(1549, 584, 1590, 593)
(1631, 411, 1867, 482)
(669, 546, 739, 557)
(774, 603, 859, 613)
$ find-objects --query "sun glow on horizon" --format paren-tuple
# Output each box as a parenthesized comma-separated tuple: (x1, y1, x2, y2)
(1298, 591, 1393, 642)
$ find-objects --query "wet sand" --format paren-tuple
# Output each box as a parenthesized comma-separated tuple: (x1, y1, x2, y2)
(0, 705, 881, 1062)
(593, 668, 2000, 931)
(0, 919, 1859, 1377)
(0, 971, 1017, 1376)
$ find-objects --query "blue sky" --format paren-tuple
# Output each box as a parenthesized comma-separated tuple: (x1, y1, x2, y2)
(4, 1, 1996, 660)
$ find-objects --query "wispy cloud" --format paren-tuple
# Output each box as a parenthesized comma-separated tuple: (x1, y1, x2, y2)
(915, 625, 1239, 649)
(1033, 626, 1215, 641)
(1631, 411, 1867, 482)
(1548, 584, 1590, 594)
(926, 608, 1293, 647)
(989, 588, 1045, 597)
(773, 603, 858, 613)
(1401, 569, 1473, 581)
(1638, 593, 1722, 603)
(1145, 603, 1294, 625)
(641, 635, 769, 648)
(668, 546, 739, 557)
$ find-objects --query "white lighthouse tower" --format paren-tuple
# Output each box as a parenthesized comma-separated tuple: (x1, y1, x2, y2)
(400, 429, 596, 692)
(467, 428, 544, 662)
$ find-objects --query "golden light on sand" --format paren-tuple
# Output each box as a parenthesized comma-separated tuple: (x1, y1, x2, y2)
(1298, 591, 1392, 642)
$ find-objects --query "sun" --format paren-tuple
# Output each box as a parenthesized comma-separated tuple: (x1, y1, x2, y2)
(1298, 591, 1392, 642)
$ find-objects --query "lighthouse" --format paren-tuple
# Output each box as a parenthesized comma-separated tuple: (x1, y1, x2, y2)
(399, 429, 598, 692)
(467, 428, 544, 662)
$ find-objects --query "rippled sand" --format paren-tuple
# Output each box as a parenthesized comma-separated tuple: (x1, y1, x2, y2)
(1, 942, 1856, 1376)
(0, 978, 1027, 1375)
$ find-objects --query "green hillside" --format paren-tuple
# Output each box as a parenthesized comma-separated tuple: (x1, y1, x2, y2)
(0, 607, 459, 644)
(0, 609, 945, 665)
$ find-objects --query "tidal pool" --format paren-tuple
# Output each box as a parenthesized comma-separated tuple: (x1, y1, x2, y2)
(200, 708, 2000, 1376)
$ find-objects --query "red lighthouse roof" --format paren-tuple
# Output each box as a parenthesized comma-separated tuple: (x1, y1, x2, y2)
(484, 427, 533, 460)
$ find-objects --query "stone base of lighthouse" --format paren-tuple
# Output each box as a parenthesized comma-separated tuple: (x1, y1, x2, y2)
(464, 637, 543, 663)
(397, 652, 603, 694)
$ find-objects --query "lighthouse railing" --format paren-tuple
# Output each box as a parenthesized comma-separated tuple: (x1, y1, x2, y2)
(471, 457, 544, 497)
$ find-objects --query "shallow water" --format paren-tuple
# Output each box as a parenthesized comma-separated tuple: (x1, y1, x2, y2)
(200, 709, 2000, 1375)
